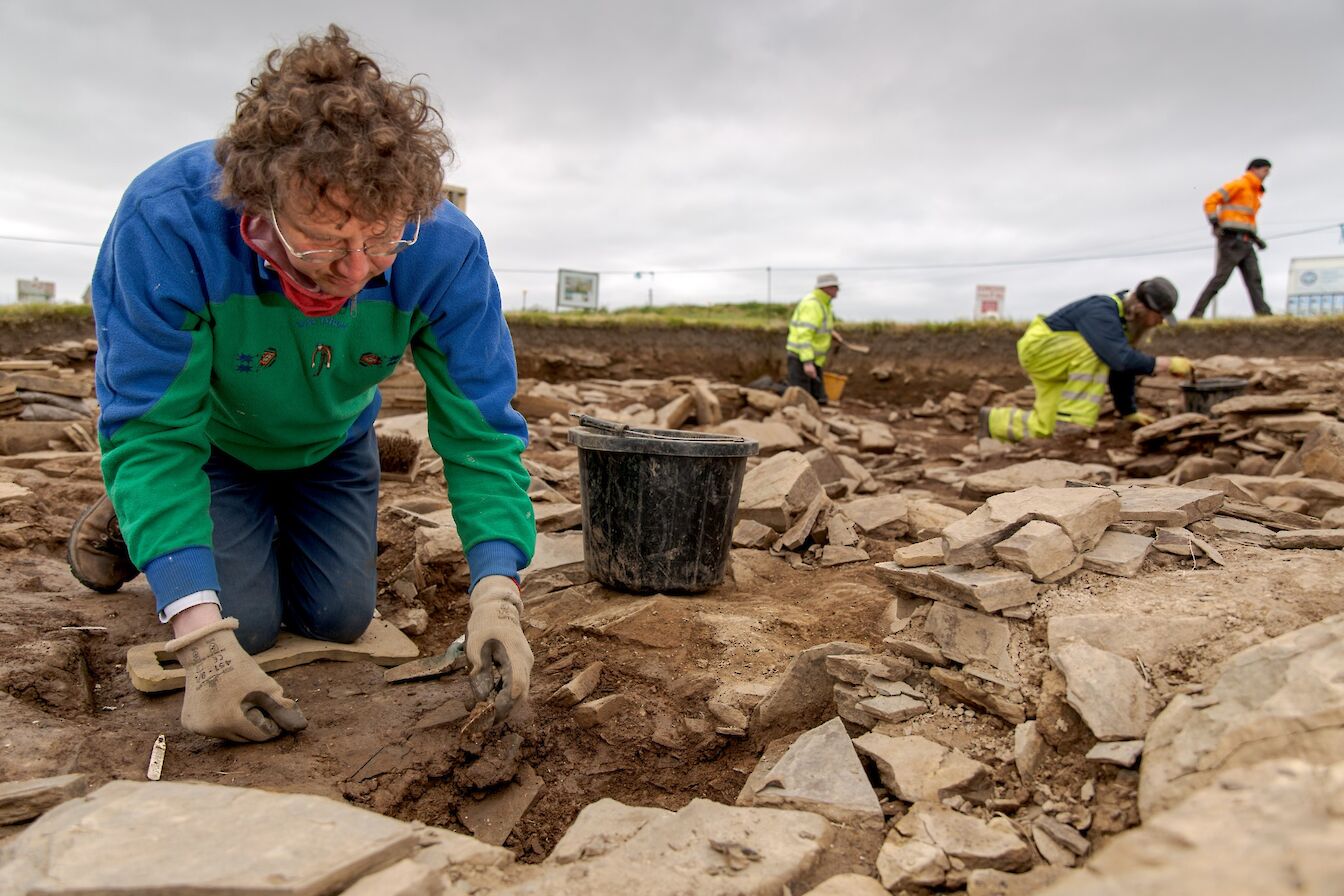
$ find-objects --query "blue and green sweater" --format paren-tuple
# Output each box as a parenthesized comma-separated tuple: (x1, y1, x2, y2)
(93, 141, 535, 614)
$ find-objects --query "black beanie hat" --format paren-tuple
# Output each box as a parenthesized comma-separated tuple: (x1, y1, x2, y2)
(1247, 158, 1272, 170)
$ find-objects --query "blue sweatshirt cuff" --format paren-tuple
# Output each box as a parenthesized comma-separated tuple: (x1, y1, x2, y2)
(143, 546, 222, 614)
(466, 539, 529, 591)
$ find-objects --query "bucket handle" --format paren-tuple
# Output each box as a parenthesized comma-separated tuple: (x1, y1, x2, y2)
(571, 413, 750, 444)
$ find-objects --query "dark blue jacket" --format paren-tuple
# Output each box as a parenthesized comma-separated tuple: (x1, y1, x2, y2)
(1044, 293, 1156, 416)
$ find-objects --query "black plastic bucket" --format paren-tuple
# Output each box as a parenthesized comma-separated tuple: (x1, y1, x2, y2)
(567, 415, 759, 594)
(1181, 377, 1249, 415)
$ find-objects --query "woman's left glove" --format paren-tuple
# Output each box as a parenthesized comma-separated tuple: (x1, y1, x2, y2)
(465, 575, 533, 721)
(1124, 411, 1156, 426)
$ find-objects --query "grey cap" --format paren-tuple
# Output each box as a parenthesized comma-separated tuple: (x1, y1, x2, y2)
(815, 272, 840, 289)
(1137, 277, 1179, 325)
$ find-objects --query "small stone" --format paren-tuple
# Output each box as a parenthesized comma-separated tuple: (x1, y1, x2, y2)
(854, 732, 993, 804)
(549, 661, 603, 708)
(992, 520, 1077, 580)
(573, 693, 633, 728)
(1081, 530, 1153, 577)
(857, 694, 929, 723)
(732, 518, 777, 549)
(1086, 740, 1144, 767)
(1013, 721, 1047, 784)
(894, 538, 946, 567)
(877, 834, 950, 889)
(750, 717, 885, 829)
(1050, 641, 1150, 741)
(896, 801, 1032, 871)
(0, 774, 88, 825)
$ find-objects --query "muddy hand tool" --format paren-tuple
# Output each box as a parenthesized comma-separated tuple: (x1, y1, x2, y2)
(383, 634, 466, 684)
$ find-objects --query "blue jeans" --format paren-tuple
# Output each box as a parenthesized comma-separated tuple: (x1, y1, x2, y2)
(205, 429, 379, 654)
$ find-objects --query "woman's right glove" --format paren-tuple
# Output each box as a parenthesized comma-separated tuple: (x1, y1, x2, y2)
(1124, 411, 1156, 426)
(466, 576, 533, 722)
(1166, 356, 1193, 377)
(165, 617, 307, 743)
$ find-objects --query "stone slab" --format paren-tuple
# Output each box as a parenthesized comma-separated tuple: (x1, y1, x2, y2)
(837, 494, 910, 534)
(992, 520, 1077, 580)
(923, 602, 1014, 673)
(736, 450, 821, 530)
(1086, 740, 1144, 767)
(928, 565, 1040, 613)
(459, 764, 544, 846)
(0, 774, 87, 825)
(1110, 485, 1224, 527)
(896, 801, 1032, 872)
(1044, 760, 1344, 896)
(0, 780, 418, 894)
(893, 538, 946, 567)
(751, 641, 868, 743)
(853, 733, 991, 804)
(1271, 528, 1344, 550)
(498, 798, 833, 896)
(127, 618, 419, 694)
(857, 694, 929, 723)
(546, 798, 673, 864)
(1075, 529, 1150, 577)
(929, 668, 1026, 725)
(961, 459, 1094, 501)
(1046, 614, 1218, 667)
(714, 420, 804, 454)
(751, 717, 884, 828)
(1050, 641, 1150, 742)
(1139, 612, 1344, 819)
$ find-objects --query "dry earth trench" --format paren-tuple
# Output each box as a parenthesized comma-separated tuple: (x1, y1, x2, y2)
(2, 320, 1343, 894)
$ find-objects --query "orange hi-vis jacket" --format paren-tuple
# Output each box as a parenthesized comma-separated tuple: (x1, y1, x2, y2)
(1203, 170, 1265, 236)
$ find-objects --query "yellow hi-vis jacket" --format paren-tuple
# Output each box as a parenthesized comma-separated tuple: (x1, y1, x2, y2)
(1203, 170, 1265, 236)
(786, 289, 834, 365)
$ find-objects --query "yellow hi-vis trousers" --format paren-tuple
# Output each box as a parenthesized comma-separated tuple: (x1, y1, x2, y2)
(988, 317, 1109, 442)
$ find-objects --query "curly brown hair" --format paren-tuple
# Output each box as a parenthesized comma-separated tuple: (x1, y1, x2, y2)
(215, 24, 453, 223)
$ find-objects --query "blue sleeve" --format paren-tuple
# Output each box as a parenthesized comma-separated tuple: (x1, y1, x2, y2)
(1071, 300, 1157, 375)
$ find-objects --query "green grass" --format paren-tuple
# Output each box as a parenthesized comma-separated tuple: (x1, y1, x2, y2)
(0, 302, 93, 324)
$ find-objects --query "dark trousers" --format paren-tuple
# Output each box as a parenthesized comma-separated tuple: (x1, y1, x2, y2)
(1189, 232, 1271, 318)
(786, 354, 828, 405)
(204, 428, 380, 654)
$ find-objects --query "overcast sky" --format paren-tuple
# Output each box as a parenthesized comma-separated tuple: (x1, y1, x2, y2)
(2, 1, 1341, 322)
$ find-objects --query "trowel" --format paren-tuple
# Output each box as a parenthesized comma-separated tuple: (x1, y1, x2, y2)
(382, 633, 467, 684)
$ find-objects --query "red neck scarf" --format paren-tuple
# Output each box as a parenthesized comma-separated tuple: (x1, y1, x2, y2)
(239, 215, 353, 317)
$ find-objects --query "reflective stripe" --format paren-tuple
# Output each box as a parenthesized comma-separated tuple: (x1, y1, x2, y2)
(1066, 373, 1107, 384)
(1218, 188, 1230, 201)
(1224, 204, 1254, 213)
(1061, 390, 1103, 405)
(786, 340, 814, 352)
(789, 320, 819, 332)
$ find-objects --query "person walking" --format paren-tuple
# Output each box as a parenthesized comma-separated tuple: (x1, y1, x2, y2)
(785, 273, 849, 405)
(1189, 159, 1273, 318)
(66, 25, 535, 742)
(980, 278, 1192, 442)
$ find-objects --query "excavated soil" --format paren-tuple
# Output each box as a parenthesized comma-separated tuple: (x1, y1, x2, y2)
(2, 320, 1343, 871)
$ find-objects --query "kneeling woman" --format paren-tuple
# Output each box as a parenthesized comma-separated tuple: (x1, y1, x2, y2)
(982, 278, 1192, 442)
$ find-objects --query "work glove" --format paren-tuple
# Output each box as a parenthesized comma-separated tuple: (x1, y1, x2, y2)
(803, 361, 819, 380)
(1208, 218, 1222, 237)
(466, 575, 533, 722)
(1167, 356, 1193, 377)
(165, 617, 307, 743)
(1124, 411, 1156, 426)
(1253, 235, 1268, 250)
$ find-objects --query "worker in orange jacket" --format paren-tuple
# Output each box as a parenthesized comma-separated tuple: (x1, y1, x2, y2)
(1189, 158, 1272, 318)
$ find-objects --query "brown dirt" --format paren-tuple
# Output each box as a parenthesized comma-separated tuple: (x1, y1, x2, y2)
(3, 326, 1343, 870)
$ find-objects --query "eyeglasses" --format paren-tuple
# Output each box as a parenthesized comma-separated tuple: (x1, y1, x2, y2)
(269, 206, 421, 262)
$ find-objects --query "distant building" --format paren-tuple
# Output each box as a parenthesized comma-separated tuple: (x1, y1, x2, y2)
(443, 184, 468, 212)
(1286, 257, 1344, 316)
(17, 278, 56, 304)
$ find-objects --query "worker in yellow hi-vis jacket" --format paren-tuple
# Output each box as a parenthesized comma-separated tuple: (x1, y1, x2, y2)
(785, 272, 850, 405)
(979, 278, 1193, 442)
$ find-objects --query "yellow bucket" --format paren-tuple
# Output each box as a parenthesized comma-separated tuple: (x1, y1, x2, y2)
(822, 371, 848, 403)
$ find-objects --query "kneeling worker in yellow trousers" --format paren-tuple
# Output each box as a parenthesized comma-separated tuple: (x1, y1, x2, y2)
(981, 278, 1192, 442)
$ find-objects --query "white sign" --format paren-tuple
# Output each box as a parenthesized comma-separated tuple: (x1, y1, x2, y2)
(17, 278, 56, 303)
(556, 269, 600, 310)
(974, 284, 1005, 320)
(1286, 256, 1344, 316)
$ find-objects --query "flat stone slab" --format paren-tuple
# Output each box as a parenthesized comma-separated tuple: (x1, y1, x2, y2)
(547, 798, 672, 864)
(923, 602, 1014, 674)
(714, 420, 804, 454)
(751, 717, 883, 828)
(929, 667, 1027, 725)
(0, 774, 87, 825)
(1110, 485, 1224, 527)
(533, 502, 583, 532)
(1044, 760, 1344, 896)
(853, 733, 991, 804)
(857, 694, 929, 723)
(893, 538, 945, 567)
(0, 780, 419, 894)
(993, 520, 1077, 580)
(127, 618, 419, 694)
(837, 494, 910, 534)
(1197, 514, 1275, 545)
(906, 501, 968, 539)
(1271, 528, 1344, 550)
(928, 565, 1040, 613)
(1139, 612, 1344, 820)
(896, 801, 1032, 872)
(1086, 740, 1144, 767)
(984, 486, 1120, 552)
(1080, 530, 1153, 577)
(733, 519, 777, 549)
(459, 764, 544, 846)
(520, 531, 587, 581)
(1047, 614, 1218, 667)
(1050, 640, 1150, 741)
(500, 798, 833, 896)
(961, 459, 1094, 500)
(751, 641, 868, 743)
(736, 450, 821, 530)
